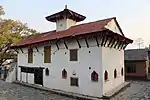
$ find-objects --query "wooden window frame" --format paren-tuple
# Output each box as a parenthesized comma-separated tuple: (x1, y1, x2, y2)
(70, 49, 78, 61)
(28, 48, 33, 63)
(44, 46, 51, 63)
(70, 77, 78, 87)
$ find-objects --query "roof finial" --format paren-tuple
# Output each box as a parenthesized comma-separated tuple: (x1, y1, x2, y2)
(65, 5, 67, 9)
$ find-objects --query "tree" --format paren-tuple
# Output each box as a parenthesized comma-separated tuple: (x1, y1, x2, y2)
(0, 5, 37, 65)
(0, 5, 5, 16)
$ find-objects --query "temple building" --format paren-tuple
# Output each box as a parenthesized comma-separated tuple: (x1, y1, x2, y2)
(11, 6, 133, 98)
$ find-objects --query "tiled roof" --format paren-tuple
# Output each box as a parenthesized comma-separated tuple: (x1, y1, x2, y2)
(11, 17, 133, 48)
(46, 8, 86, 22)
(125, 49, 149, 61)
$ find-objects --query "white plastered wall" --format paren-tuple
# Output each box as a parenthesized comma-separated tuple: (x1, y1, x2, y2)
(102, 47, 124, 94)
(105, 19, 122, 35)
(17, 37, 103, 97)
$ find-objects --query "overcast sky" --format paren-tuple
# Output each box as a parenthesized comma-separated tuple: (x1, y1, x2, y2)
(1, 0, 150, 49)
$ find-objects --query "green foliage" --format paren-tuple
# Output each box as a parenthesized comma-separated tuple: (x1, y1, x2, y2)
(0, 5, 38, 65)
(0, 19, 37, 48)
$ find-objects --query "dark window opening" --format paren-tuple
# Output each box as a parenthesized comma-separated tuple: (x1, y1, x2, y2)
(121, 68, 124, 76)
(126, 64, 136, 73)
(91, 71, 98, 82)
(114, 69, 117, 78)
(70, 49, 78, 61)
(62, 69, 67, 79)
(20, 66, 34, 73)
(70, 77, 78, 86)
(104, 70, 108, 81)
(45, 68, 49, 76)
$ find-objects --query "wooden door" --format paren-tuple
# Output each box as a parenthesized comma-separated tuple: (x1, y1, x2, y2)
(34, 68, 43, 86)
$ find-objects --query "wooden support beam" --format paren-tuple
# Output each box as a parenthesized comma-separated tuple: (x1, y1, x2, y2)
(75, 37, 81, 48)
(123, 43, 128, 50)
(108, 37, 113, 47)
(19, 48, 24, 53)
(14, 48, 19, 53)
(63, 39, 68, 49)
(29, 47, 33, 52)
(56, 42, 59, 50)
(114, 39, 120, 48)
(35, 46, 39, 52)
(117, 41, 123, 49)
(103, 36, 109, 47)
(94, 36, 99, 47)
(110, 39, 116, 48)
(84, 37, 89, 48)
(101, 34, 105, 46)
(120, 42, 125, 49)
(55, 39, 59, 50)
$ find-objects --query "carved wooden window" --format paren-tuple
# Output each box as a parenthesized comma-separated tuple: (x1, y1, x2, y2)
(62, 69, 67, 79)
(70, 77, 78, 86)
(104, 70, 108, 81)
(44, 46, 51, 63)
(45, 68, 49, 76)
(114, 69, 117, 78)
(70, 49, 78, 61)
(121, 68, 124, 76)
(91, 71, 98, 82)
(28, 48, 33, 63)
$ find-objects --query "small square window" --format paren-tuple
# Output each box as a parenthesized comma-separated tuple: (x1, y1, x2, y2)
(70, 77, 78, 87)
(70, 49, 78, 61)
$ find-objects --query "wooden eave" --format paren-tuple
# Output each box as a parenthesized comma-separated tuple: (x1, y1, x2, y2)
(46, 9, 86, 22)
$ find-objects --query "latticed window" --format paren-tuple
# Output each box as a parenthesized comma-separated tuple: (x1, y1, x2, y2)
(62, 69, 67, 79)
(70, 49, 78, 61)
(28, 48, 33, 63)
(44, 46, 51, 63)
(104, 70, 108, 81)
(91, 71, 98, 82)
(114, 69, 117, 78)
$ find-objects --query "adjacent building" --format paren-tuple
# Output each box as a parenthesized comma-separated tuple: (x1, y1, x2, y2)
(11, 7, 133, 98)
(125, 49, 150, 80)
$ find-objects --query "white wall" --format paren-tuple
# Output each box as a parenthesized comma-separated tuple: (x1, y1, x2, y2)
(102, 47, 124, 94)
(105, 19, 122, 35)
(56, 19, 76, 31)
(17, 37, 103, 97)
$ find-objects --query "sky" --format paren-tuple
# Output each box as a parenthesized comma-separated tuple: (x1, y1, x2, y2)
(0, 0, 150, 49)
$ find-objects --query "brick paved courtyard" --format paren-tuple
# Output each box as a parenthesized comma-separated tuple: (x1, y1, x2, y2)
(0, 80, 150, 100)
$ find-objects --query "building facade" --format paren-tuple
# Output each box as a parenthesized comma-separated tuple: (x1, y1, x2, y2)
(125, 49, 150, 80)
(11, 7, 133, 98)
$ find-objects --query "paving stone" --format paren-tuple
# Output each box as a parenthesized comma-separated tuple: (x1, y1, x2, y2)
(1, 80, 150, 100)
